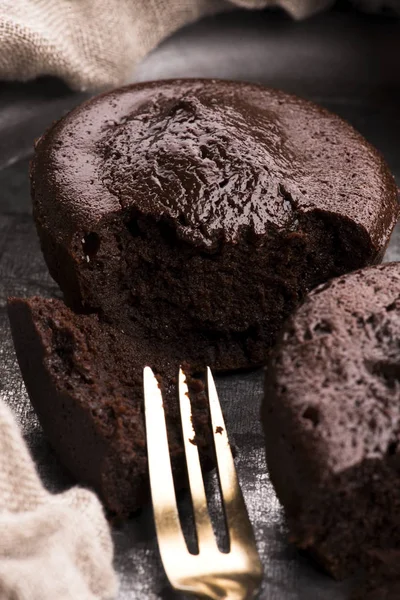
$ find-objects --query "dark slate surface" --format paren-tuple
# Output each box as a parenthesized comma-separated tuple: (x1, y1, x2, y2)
(0, 7, 399, 599)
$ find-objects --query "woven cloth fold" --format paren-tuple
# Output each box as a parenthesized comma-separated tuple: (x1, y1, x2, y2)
(0, 0, 333, 91)
(0, 396, 117, 600)
(0, 0, 398, 90)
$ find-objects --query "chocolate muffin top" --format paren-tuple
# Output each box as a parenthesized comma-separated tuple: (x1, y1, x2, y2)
(32, 79, 398, 252)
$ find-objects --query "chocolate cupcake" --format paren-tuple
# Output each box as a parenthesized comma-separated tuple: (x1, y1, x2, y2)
(262, 263, 400, 578)
(30, 79, 398, 367)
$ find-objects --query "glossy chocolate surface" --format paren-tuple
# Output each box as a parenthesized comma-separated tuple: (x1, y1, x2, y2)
(32, 79, 398, 251)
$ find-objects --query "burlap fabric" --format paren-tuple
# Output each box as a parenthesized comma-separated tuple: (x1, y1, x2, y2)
(0, 0, 334, 91)
(0, 396, 117, 599)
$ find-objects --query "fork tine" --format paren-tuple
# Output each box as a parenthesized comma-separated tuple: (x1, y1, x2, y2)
(143, 367, 187, 563)
(178, 368, 215, 552)
(207, 367, 260, 556)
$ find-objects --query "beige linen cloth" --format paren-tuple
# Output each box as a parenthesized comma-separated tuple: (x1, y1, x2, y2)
(0, 0, 336, 91)
(0, 0, 393, 91)
(0, 395, 117, 600)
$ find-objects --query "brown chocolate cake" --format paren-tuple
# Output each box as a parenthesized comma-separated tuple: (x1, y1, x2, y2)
(8, 297, 212, 515)
(351, 549, 400, 599)
(30, 79, 398, 367)
(262, 263, 400, 579)
(8, 79, 399, 515)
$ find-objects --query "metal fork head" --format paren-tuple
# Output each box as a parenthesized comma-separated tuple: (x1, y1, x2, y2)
(144, 366, 263, 600)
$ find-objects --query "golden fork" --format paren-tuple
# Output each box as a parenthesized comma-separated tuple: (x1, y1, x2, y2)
(143, 366, 263, 600)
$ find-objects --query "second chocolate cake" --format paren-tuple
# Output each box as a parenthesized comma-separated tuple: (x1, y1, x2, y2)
(262, 263, 400, 579)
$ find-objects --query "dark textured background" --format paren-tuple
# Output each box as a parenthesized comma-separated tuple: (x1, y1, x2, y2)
(0, 6, 399, 599)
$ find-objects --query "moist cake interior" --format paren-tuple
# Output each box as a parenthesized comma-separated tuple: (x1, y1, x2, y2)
(8, 296, 213, 515)
(61, 208, 374, 368)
